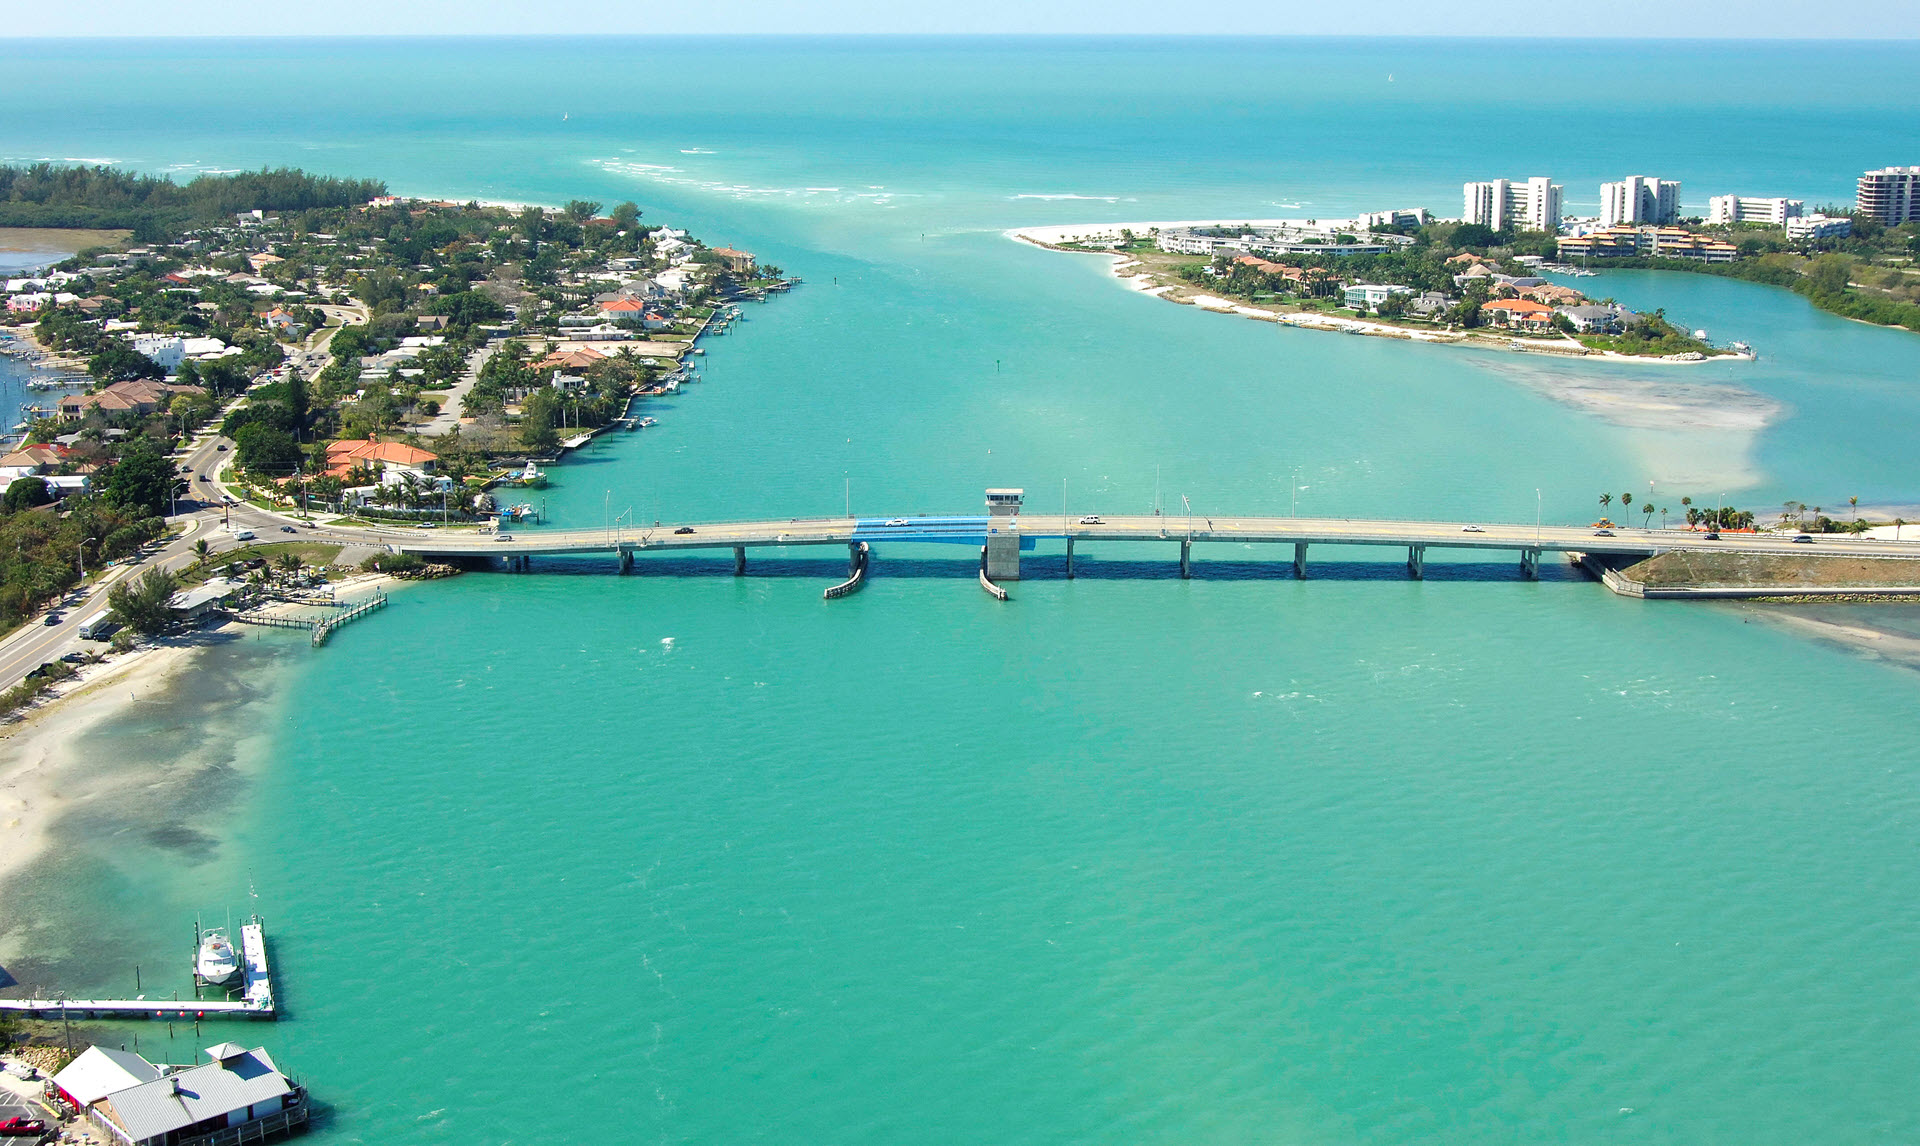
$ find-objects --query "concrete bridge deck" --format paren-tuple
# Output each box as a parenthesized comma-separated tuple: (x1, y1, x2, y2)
(387, 513, 1920, 566)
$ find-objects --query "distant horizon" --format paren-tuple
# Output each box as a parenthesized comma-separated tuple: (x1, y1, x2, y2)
(6, 31, 1920, 40)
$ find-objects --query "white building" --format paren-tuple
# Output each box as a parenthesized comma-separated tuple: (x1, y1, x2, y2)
(1601, 177, 1683, 227)
(1343, 284, 1415, 309)
(1856, 166, 1920, 225)
(128, 334, 185, 370)
(1785, 214, 1853, 241)
(1358, 208, 1430, 229)
(1707, 196, 1803, 226)
(1461, 177, 1562, 233)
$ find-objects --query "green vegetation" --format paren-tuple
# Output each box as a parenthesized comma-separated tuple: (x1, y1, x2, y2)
(107, 566, 181, 635)
(0, 492, 165, 634)
(0, 658, 78, 720)
(0, 164, 384, 240)
(1575, 309, 1716, 356)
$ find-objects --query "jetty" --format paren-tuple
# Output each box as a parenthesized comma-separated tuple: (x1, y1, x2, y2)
(226, 591, 388, 647)
(0, 916, 278, 1022)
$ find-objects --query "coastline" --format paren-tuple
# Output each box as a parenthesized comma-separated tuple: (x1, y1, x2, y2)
(0, 572, 405, 897)
(1008, 222, 1757, 367)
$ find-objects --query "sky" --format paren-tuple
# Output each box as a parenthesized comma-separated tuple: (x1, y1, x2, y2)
(6, 0, 1914, 38)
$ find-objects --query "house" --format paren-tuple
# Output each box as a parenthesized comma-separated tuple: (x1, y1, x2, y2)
(88, 1043, 306, 1146)
(1482, 299, 1558, 330)
(1343, 284, 1414, 309)
(129, 334, 186, 370)
(247, 252, 285, 273)
(535, 346, 608, 371)
(322, 436, 439, 480)
(1556, 304, 1629, 334)
(598, 297, 648, 322)
(1520, 283, 1585, 306)
(52, 1046, 164, 1111)
(416, 314, 450, 330)
(6, 293, 51, 313)
(710, 247, 755, 274)
(59, 380, 206, 418)
(263, 308, 297, 332)
(1407, 292, 1452, 318)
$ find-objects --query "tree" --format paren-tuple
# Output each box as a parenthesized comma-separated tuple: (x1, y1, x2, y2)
(564, 199, 602, 223)
(1643, 503, 1656, 529)
(275, 552, 304, 579)
(233, 424, 302, 477)
(192, 539, 212, 567)
(106, 441, 174, 518)
(1621, 492, 1633, 517)
(89, 342, 163, 382)
(107, 566, 181, 635)
(2, 477, 51, 513)
(609, 201, 641, 229)
(1850, 495, 1858, 521)
(1599, 493, 1613, 518)
(1806, 254, 1853, 297)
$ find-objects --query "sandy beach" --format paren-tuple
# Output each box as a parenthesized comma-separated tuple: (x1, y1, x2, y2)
(0, 642, 207, 890)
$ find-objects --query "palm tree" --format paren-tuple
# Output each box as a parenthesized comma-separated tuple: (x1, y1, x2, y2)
(1599, 493, 1613, 519)
(192, 539, 211, 567)
(1621, 492, 1633, 519)
(1643, 503, 1656, 529)
(1850, 495, 1858, 521)
(275, 553, 304, 579)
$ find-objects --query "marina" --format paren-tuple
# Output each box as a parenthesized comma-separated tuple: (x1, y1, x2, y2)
(0, 916, 279, 1022)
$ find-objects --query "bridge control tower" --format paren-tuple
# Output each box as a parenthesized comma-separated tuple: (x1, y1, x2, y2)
(984, 488, 1024, 580)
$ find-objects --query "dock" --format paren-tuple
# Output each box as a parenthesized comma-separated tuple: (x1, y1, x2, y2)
(0, 916, 278, 1022)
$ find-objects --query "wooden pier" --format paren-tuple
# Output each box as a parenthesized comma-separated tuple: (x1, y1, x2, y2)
(228, 592, 387, 647)
(311, 592, 386, 646)
(0, 916, 278, 1022)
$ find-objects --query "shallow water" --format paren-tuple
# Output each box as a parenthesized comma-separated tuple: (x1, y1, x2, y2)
(4, 37, 1920, 1144)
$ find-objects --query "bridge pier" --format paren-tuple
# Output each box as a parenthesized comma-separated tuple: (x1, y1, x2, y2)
(1065, 537, 1074, 579)
(1406, 545, 1425, 580)
(1293, 542, 1308, 579)
(1520, 547, 1540, 580)
(734, 546, 746, 576)
(618, 548, 633, 575)
(848, 542, 863, 576)
(1180, 539, 1192, 579)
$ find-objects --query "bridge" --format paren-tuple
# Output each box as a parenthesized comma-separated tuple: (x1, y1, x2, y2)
(383, 489, 1920, 590)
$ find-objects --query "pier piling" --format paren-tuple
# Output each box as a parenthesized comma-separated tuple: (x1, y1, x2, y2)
(1407, 545, 1426, 580)
(1065, 537, 1075, 579)
(1180, 540, 1192, 579)
(1520, 548, 1540, 580)
(734, 545, 747, 575)
(1294, 542, 1308, 579)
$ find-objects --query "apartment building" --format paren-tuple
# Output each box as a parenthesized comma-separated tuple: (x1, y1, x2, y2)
(1856, 167, 1920, 225)
(1707, 195, 1803, 226)
(1600, 176, 1682, 227)
(1461, 176, 1563, 234)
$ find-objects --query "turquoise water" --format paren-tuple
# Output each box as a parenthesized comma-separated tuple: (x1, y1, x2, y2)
(6, 38, 1920, 1143)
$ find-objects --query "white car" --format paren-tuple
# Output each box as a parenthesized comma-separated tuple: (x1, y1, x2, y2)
(1461, 525, 1484, 532)
(1079, 515, 1104, 525)
(885, 518, 909, 526)
(232, 529, 255, 541)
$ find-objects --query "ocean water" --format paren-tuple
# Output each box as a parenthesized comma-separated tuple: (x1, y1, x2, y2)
(5, 37, 1920, 1144)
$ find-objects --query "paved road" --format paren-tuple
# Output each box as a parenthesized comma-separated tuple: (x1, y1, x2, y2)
(371, 511, 1920, 562)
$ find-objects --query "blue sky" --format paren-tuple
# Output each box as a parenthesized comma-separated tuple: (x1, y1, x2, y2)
(9, 0, 1913, 37)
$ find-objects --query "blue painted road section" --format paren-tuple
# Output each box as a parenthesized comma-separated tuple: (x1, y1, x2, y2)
(851, 516, 1038, 548)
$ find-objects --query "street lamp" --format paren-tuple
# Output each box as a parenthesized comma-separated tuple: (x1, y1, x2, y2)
(170, 482, 190, 518)
(78, 536, 96, 582)
(1535, 488, 1542, 546)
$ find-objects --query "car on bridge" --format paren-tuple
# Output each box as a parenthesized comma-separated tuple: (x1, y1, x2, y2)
(886, 518, 909, 526)
(675, 526, 696, 535)
(1593, 528, 1615, 537)
(495, 532, 514, 541)
(1792, 534, 1814, 543)
(1079, 515, 1103, 524)
(1461, 525, 1484, 532)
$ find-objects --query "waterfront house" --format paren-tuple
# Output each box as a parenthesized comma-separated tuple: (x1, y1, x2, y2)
(1555, 305, 1627, 334)
(1482, 299, 1557, 330)
(1343, 284, 1414, 309)
(536, 346, 608, 371)
(599, 297, 649, 323)
(89, 1044, 306, 1146)
(710, 247, 756, 274)
(52, 1046, 163, 1111)
(169, 580, 238, 621)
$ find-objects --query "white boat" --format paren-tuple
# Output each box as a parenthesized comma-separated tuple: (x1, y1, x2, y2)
(196, 928, 241, 986)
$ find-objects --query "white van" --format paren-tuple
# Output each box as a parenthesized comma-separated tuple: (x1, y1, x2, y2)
(232, 529, 256, 541)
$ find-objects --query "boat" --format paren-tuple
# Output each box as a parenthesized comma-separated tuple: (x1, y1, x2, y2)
(196, 927, 242, 987)
(664, 379, 680, 393)
(515, 461, 546, 488)
(638, 417, 657, 428)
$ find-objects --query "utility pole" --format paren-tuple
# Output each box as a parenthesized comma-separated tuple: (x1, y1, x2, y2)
(1535, 488, 1542, 545)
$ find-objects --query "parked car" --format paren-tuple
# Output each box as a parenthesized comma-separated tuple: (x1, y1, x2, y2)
(674, 526, 696, 535)
(415, 522, 439, 529)
(61, 651, 86, 664)
(0, 1116, 49, 1136)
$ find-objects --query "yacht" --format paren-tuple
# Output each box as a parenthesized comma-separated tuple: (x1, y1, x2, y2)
(196, 928, 241, 987)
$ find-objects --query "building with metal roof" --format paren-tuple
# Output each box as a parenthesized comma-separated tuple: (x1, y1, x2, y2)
(51, 1046, 163, 1108)
(90, 1045, 305, 1146)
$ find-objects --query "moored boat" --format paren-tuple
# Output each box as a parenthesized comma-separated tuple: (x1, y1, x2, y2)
(196, 928, 241, 987)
